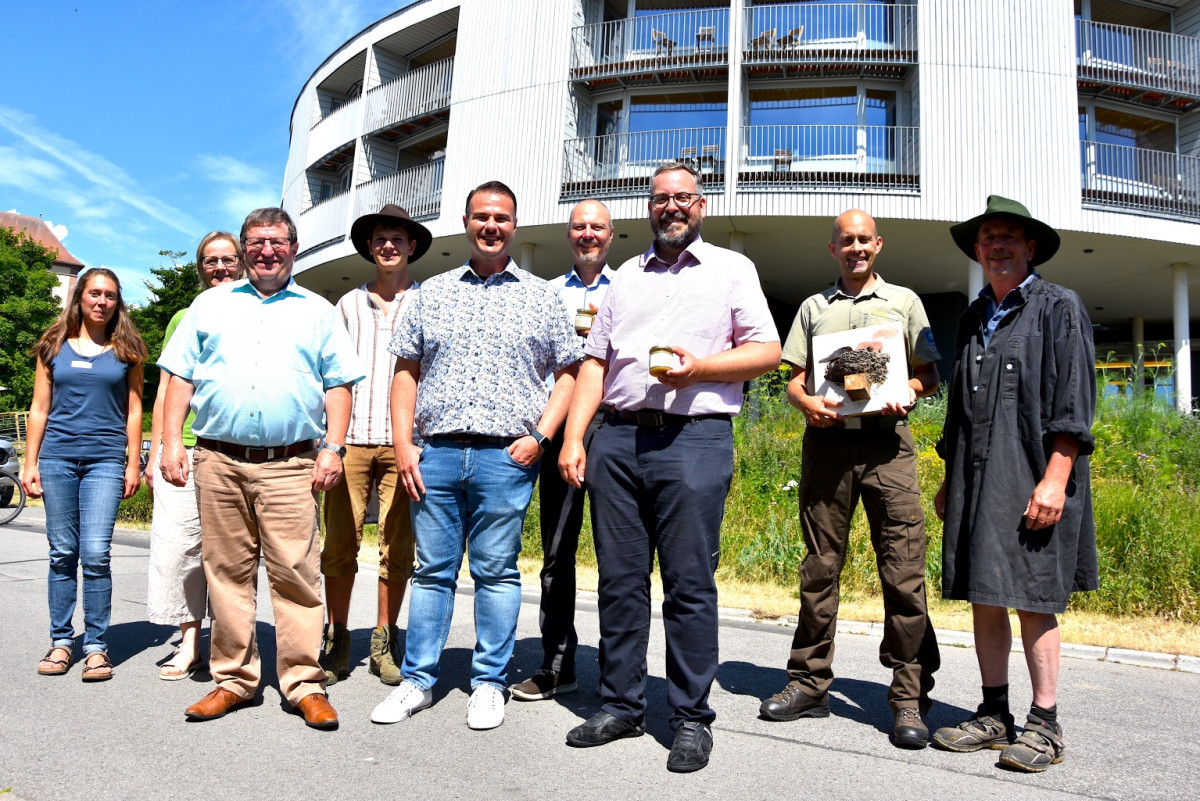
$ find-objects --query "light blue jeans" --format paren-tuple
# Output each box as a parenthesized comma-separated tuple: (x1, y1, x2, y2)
(40, 457, 126, 654)
(401, 439, 537, 691)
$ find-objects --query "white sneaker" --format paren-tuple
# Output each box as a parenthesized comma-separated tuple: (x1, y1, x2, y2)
(466, 684, 505, 730)
(370, 680, 433, 724)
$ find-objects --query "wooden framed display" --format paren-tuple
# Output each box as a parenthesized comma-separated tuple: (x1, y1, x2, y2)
(809, 324, 909, 416)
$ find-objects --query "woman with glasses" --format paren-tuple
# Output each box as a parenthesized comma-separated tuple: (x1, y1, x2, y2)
(143, 231, 244, 680)
(24, 268, 147, 681)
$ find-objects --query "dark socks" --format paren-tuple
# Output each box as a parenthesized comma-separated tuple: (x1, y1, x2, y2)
(1030, 703, 1058, 727)
(981, 684, 1010, 717)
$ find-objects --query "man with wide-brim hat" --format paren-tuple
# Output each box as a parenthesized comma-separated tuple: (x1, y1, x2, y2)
(932, 196, 1097, 773)
(319, 204, 432, 689)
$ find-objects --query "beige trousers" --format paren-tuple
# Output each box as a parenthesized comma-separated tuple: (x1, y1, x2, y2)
(193, 445, 326, 705)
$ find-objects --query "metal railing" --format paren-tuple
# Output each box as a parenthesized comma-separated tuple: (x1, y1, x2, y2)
(1077, 19, 1200, 97)
(297, 190, 352, 250)
(354, 158, 445, 222)
(562, 127, 726, 199)
(363, 57, 454, 135)
(739, 124, 919, 192)
(744, 3, 917, 65)
(1081, 140, 1200, 219)
(570, 8, 731, 75)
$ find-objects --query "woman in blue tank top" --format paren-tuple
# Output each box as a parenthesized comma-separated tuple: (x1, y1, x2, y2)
(23, 268, 146, 681)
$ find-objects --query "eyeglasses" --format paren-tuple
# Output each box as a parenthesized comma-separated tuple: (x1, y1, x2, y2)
(243, 237, 291, 251)
(650, 192, 702, 209)
(202, 256, 240, 268)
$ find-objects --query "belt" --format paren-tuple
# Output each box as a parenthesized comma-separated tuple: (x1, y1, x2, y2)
(837, 416, 907, 430)
(195, 438, 316, 463)
(428, 433, 518, 447)
(605, 408, 731, 428)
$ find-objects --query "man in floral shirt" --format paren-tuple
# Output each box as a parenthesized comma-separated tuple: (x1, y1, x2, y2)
(369, 181, 582, 731)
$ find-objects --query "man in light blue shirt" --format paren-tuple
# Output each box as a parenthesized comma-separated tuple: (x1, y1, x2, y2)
(159, 207, 363, 730)
(511, 199, 615, 702)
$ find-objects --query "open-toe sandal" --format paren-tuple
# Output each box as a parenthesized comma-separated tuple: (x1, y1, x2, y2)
(37, 646, 74, 676)
(81, 652, 114, 682)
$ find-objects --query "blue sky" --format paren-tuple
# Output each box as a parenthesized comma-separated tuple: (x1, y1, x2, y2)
(1, 1, 406, 304)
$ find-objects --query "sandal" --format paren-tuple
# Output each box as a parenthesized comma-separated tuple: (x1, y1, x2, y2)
(159, 649, 202, 682)
(37, 646, 74, 676)
(81, 651, 114, 682)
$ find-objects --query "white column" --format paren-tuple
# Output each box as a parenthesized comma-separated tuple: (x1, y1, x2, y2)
(1172, 263, 1192, 414)
(967, 260, 983, 300)
(1131, 316, 1145, 394)
(729, 230, 745, 254)
(521, 241, 536, 273)
(723, 1, 745, 200)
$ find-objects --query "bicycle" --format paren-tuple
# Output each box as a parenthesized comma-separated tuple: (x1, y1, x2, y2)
(0, 468, 26, 525)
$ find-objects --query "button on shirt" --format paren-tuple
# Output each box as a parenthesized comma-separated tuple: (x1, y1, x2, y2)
(584, 238, 778, 416)
(389, 260, 583, 438)
(158, 278, 365, 447)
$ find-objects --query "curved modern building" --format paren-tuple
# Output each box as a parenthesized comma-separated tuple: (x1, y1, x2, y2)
(283, 0, 1200, 409)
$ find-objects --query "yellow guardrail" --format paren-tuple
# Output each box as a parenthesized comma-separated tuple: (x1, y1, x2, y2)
(0, 411, 28, 454)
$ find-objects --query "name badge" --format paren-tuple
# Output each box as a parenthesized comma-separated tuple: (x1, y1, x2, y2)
(71, 360, 93, 370)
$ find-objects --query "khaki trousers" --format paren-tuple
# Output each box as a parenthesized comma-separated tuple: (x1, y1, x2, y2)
(193, 446, 326, 705)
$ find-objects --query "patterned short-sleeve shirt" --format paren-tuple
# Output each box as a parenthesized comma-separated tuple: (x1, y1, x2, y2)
(388, 260, 583, 438)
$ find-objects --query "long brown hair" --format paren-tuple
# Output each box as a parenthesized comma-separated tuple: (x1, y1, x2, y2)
(32, 268, 148, 366)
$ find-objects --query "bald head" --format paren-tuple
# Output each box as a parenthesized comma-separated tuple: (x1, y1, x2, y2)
(831, 209, 878, 243)
(828, 209, 883, 293)
(568, 199, 614, 276)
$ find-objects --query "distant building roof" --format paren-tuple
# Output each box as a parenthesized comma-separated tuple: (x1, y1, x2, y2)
(0, 211, 84, 270)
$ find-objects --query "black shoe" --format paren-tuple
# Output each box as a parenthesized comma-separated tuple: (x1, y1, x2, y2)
(667, 721, 713, 773)
(759, 683, 830, 721)
(892, 707, 929, 750)
(566, 711, 646, 747)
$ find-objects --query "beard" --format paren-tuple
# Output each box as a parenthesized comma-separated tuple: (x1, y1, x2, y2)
(652, 210, 702, 251)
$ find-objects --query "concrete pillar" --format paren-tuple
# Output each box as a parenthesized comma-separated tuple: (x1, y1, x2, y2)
(723, 1, 745, 201)
(729, 230, 745, 254)
(1172, 263, 1192, 414)
(521, 242, 536, 273)
(967, 260, 984, 300)
(1131, 316, 1145, 394)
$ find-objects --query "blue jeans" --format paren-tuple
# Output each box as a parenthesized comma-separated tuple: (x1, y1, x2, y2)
(40, 457, 126, 654)
(401, 440, 537, 690)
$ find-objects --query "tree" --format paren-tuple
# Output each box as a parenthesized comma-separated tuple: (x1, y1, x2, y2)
(0, 227, 63, 412)
(129, 250, 202, 409)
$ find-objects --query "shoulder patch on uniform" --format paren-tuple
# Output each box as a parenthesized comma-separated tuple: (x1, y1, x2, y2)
(923, 329, 937, 349)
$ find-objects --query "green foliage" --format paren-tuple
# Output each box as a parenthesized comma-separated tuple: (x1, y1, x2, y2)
(117, 484, 153, 524)
(129, 251, 201, 408)
(0, 227, 63, 411)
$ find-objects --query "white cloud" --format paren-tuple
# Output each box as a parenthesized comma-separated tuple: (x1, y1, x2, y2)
(48, 222, 68, 241)
(197, 154, 272, 187)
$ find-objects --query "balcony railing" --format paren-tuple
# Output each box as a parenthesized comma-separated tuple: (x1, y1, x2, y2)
(1077, 20, 1200, 109)
(1081, 140, 1200, 219)
(354, 158, 445, 222)
(562, 127, 726, 199)
(298, 190, 352, 251)
(363, 57, 454, 135)
(570, 9, 731, 84)
(744, 3, 917, 73)
(308, 96, 363, 170)
(739, 124, 919, 192)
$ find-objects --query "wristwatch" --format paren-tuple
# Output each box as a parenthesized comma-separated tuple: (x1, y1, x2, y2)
(320, 441, 347, 458)
(530, 430, 549, 450)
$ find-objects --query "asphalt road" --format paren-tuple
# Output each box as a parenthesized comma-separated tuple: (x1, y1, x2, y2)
(2, 505, 1198, 800)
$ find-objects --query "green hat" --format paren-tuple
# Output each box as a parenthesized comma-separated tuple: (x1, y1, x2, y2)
(950, 195, 1060, 268)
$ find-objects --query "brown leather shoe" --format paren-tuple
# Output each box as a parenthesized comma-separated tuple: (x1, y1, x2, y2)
(296, 693, 339, 729)
(185, 687, 248, 721)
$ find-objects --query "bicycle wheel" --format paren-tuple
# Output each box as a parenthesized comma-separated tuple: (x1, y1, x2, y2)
(0, 469, 25, 525)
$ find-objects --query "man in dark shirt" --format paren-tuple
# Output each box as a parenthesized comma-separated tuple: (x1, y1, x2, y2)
(933, 196, 1098, 773)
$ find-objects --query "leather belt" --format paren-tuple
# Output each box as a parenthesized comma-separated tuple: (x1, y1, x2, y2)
(195, 438, 316, 463)
(606, 408, 731, 428)
(429, 434, 518, 447)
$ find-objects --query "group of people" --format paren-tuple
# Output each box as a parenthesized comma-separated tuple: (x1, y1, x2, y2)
(21, 161, 1097, 775)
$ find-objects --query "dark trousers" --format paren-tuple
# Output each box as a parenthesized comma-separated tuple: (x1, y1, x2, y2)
(787, 424, 940, 712)
(535, 411, 603, 674)
(588, 416, 732, 730)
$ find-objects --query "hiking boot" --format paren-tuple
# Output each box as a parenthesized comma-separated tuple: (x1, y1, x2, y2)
(510, 669, 578, 701)
(999, 716, 1066, 772)
(892, 707, 929, 750)
(759, 682, 830, 721)
(319, 623, 351, 684)
(369, 625, 403, 686)
(932, 705, 1015, 752)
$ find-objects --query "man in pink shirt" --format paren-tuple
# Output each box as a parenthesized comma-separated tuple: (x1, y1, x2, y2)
(558, 162, 781, 773)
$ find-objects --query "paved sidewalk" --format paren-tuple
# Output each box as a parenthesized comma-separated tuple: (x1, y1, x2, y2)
(2, 507, 1198, 800)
